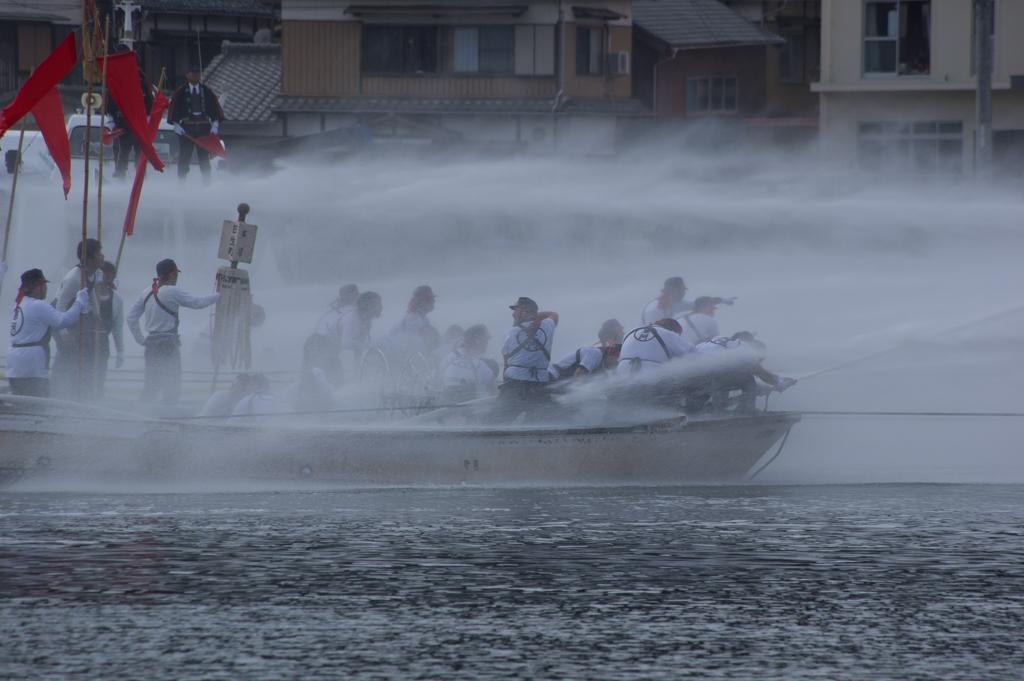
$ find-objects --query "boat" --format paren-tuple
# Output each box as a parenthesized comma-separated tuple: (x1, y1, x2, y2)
(0, 395, 799, 487)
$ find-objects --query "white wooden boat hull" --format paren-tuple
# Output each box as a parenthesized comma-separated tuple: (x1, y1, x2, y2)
(0, 398, 800, 486)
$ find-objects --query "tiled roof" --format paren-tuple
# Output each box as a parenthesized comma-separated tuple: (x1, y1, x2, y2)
(272, 96, 650, 117)
(0, 0, 79, 23)
(632, 0, 783, 49)
(203, 42, 281, 123)
(139, 0, 272, 16)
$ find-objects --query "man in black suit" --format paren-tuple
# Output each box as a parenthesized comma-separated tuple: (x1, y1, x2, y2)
(167, 63, 224, 185)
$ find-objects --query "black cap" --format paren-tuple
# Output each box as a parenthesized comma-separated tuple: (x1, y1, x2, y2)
(664, 276, 685, 291)
(187, 63, 201, 72)
(509, 296, 538, 314)
(413, 285, 435, 299)
(20, 269, 47, 288)
(156, 259, 179, 276)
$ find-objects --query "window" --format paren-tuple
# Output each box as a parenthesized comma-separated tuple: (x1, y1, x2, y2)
(685, 77, 737, 115)
(364, 26, 437, 74)
(864, 1, 930, 76)
(858, 121, 962, 174)
(575, 26, 603, 76)
(779, 31, 805, 83)
(453, 27, 515, 73)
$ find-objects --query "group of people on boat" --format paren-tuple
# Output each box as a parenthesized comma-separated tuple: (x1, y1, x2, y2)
(3, 244, 795, 421)
(2, 242, 218, 402)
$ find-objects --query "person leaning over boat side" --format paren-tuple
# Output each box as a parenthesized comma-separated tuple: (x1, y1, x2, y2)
(49, 238, 104, 400)
(231, 373, 290, 416)
(640, 277, 736, 326)
(548, 345, 621, 382)
(491, 297, 558, 422)
(93, 261, 125, 398)
(302, 284, 359, 387)
(689, 333, 796, 414)
(199, 372, 263, 417)
(6, 269, 89, 398)
(441, 324, 497, 403)
(384, 285, 439, 354)
(339, 291, 383, 375)
(596, 318, 624, 348)
(126, 259, 220, 404)
(678, 297, 720, 345)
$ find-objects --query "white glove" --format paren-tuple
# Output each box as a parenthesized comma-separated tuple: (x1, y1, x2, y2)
(719, 296, 737, 305)
(105, 119, 116, 131)
(174, 123, 184, 136)
(775, 376, 796, 393)
(0, 261, 7, 275)
(75, 288, 90, 307)
(115, 351, 125, 368)
(112, 278, 120, 289)
(210, 121, 219, 135)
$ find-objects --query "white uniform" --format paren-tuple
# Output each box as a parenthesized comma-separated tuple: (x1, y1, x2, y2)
(678, 312, 719, 345)
(97, 291, 125, 357)
(232, 391, 291, 416)
(501, 318, 555, 382)
(126, 285, 220, 343)
(442, 346, 495, 399)
(198, 390, 234, 417)
(315, 304, 355, 342)
(54, 266, 99, 314)
(616, 325, 696, 378)
(338, 309, 372, 354)
(640, 298, 694, 326)
(548, 346, 604, 380)
(695, 336, 761, 366)
(7, 297, 84, 378)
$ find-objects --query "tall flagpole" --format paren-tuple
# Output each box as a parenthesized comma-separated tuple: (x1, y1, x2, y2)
(96, 16, 109, 243)
(80, 21, 96, 402)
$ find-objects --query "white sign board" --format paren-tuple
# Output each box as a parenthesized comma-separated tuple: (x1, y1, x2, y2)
(218, 220, 258, 264)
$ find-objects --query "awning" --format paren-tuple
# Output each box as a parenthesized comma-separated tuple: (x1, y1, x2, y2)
(345, 5, 528, 17)
(572, 7, 626, 20)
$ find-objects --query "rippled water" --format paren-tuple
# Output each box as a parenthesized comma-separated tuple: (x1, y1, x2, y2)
(2, 485, 1022, 680)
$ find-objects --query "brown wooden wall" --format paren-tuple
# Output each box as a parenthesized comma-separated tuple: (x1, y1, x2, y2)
(281, 21, 361, 96)
(362, 76, 556, 98)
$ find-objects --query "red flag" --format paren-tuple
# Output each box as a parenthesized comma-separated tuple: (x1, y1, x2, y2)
(31, 87, 72, 198)
(123, 92, 170, 236)
(187, 133, 229, 160)
(0, 33, 77, 138)
(96, 52, 165, 172)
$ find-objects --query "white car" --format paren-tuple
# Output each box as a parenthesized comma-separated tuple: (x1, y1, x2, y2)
(66, 113, 181, 166)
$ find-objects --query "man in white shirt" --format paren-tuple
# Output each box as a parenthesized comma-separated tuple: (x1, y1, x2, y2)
(126, 259, 220, 403)
(6, 269, 89, 397)
(50, 238, 104, 400)
(678, 297, 720, 345)
(640, 277, 736, 326)
(690, 332, 796, 413)
(492, 297, 558, 422)
(303, 284, 359, 386)
(384, 285, 439, 354)
(93, 261, 125, 398)
(338, 291, 383, 379)
(442, 324, 497, 403)
(548, 345, 620, 382)
(617, 318, 697, 379)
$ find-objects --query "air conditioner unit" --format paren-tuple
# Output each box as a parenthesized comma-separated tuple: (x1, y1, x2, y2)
(607, 51, 629, 76)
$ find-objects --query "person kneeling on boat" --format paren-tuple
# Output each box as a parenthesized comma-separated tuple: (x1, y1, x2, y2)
(231, 373, 290, 416)
(491, 297, 558, 422)
(302, 284, 359, 387)
(441, 324, 497, 403)
(688, 333, 796, 414)
(200, 372, 265, 417)
(284, 367, 336, 413)
(6, 269, 89, 398)
(126, 259, 220, 404)
(612, 319, 698, 411)
(548, 345, 621, 382)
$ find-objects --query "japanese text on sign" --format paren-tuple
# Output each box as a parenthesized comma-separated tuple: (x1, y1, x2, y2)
(218, 220, 258, 264)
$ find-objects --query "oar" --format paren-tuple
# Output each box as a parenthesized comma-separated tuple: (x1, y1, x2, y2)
(797, 301, 1024, 381)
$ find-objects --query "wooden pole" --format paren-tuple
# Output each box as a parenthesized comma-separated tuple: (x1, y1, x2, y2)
(96, 16, 109, 243)
(80, 38, 95, 402)
(1, 118, 27, 266)
(114, 68, 164, 274)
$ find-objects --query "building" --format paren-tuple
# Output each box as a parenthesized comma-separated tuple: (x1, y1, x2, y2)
(271, 0, 648, 154)
(814, 0, 1024, 174)
(203, 40, 284, 143)
(0, 0, 83, 114)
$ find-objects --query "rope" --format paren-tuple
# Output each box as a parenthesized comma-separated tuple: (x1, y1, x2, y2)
(746, 427, 791, 480)
(800, 410, 1024, 418)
